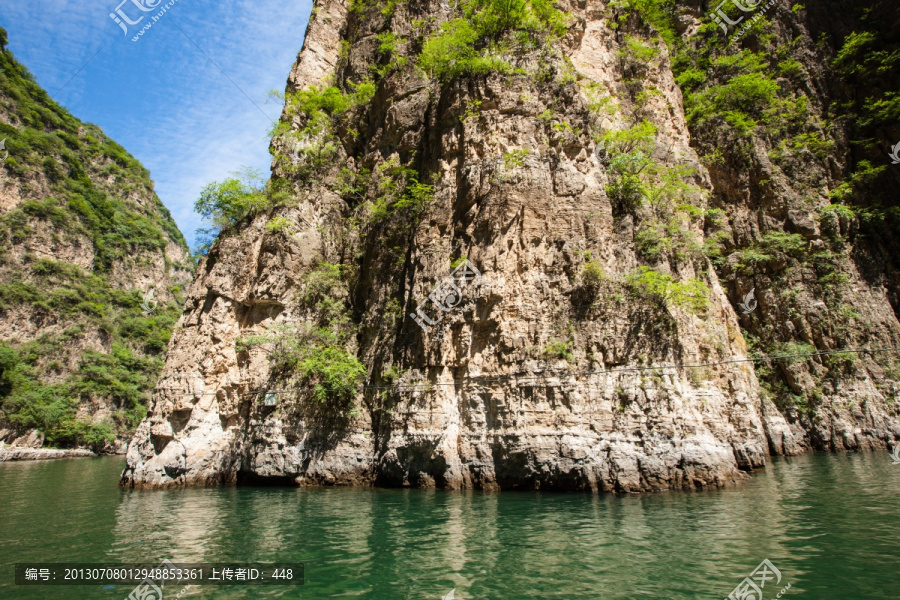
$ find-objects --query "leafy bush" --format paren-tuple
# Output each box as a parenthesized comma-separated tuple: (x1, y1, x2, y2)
(298, 344, 367, 405)
(626, 267, 709, 313)
(620, 35, 658, 63)
(601, 121, 703, 219)
(600, 122, 654, 201)
(273, 81, 375, 181)
(760, 231, 807, 257)
(265, 216, 295, 234)
(243, 326, 365, 414)
(417, 0, 566, 80)
(635, 222, 670, 261)
(302, 262, 347, 324)
(734, 231, 807, 271)
(284, 81, 375, 136)
(542, 339, 574, 361)
(582, 261, 605, 287)
(418, 19, 512, 80)
(367, 158, 434, 228)
(194, 168, 273, 252)
(502, 149, 531, 169)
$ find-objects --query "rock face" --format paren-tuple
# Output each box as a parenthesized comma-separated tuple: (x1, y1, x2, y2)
(0, 26, 192, 451)
(123, 0, 900, 490)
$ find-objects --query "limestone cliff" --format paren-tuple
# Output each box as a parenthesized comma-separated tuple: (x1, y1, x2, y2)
(123, 0, 899, 490)
(0, 27, 193, 451)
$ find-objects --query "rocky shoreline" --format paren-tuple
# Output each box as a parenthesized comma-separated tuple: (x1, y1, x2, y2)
(0, 429, 125, 462)
(0, 447, 97, 462)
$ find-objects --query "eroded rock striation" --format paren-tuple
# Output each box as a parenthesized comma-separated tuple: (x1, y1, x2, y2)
(124, 0, 900, 491)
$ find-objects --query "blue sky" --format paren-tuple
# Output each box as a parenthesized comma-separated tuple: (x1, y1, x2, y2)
(0, 0, 313, 250)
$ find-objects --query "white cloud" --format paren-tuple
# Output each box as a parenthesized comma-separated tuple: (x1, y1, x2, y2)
(0, 0, 312, 249)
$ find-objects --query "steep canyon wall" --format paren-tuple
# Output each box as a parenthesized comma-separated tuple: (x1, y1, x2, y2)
(123, 0, 900, 490)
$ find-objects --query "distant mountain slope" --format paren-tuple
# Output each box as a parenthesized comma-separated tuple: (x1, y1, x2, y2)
(0, 25, 193, 451)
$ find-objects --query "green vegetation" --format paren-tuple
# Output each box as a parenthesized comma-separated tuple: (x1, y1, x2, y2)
(419, 19, 513, 80)
(460, 98, 483, 123)
(600, 121, 703, 222)
(374, 31, 409, 76)
(734, 231, 808, 272)
(0, 260, 184, 447)
(271, 80, 375, 183)
(598, 120, 705, 271)
(0, 26, 189, 448)
(193, 168, 294, 252)
(749, 337, 823, 417)
(602, 1, 900, 413)
(621, 34, 658, 63)
(349, 0, 405, 17)
(607, 1, 826, 150)
(365, 157, 434, 232)
(265, 216, 295, 234)
(626, 267, 709, 314)
(285, 82, 376, 127)
(450, 256, 468, 269)
(832, 30, 900, 130)
(542, 339, 574, 361)
(296, 340, 367, 405)
(827, 19, 900, 240)
(502, 149, 531, 169)
(417, 0, 567, 80)
(237, 262, 366, 414)
(602, 120, 658, 211)
(582, 260, 605, 288)
(683, 53, 782, 136)
(301, 262, 348, 325)
(0, 30, 187, 270)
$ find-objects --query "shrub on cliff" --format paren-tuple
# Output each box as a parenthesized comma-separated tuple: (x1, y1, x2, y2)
(298, 344, 367, 406)
(418, 19, 511, 80)
(582, 260, 605, 288)
(236, 262, 366, 415)
(193, 168, 292, 253)
(417, 0, 566, 80)
(626, 267, 709, 314)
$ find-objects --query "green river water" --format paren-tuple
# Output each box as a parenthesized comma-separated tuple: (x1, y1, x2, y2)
(0, 452, 898, 599)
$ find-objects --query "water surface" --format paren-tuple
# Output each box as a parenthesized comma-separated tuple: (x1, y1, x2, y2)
(0, 453, 898, 599)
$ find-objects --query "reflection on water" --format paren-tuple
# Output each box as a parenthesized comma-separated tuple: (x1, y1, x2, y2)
(1, 452, 899, 599)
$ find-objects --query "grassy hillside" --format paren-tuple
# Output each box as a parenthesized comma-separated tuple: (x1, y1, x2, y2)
(0, 26, 192, 449)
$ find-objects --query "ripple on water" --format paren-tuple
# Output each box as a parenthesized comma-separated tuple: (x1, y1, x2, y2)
(0, 453, 899, 599)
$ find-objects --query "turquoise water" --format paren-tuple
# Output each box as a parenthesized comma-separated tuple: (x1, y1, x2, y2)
(0, 453, 898, 599)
